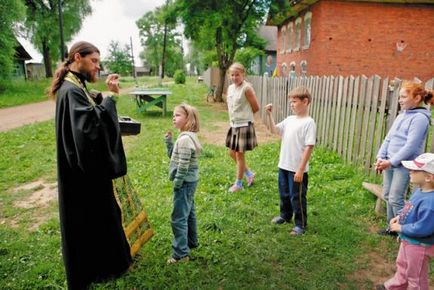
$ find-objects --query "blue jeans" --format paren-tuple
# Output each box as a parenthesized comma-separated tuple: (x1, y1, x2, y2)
(171, 181, 198, 259)
(382, 165, 409, 223)
(278, 168, 308, 228)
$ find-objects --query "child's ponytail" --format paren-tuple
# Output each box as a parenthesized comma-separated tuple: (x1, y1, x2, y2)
(424, 90, 434, 105)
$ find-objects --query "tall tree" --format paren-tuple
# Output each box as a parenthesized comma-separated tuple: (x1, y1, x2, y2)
(0, 0, 25, 78)
(176, 0, 287, 102)
(136, 1, 182, 78)
(184, 42, 211, 76)
(23, 0, 92, 77)
(103, 41, 133, 76)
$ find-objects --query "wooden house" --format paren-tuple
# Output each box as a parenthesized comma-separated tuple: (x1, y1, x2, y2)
(13, 40, 32, 79)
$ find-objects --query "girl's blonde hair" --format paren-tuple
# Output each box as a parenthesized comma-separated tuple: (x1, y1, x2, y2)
(175, 103, 200, 132)
(228, 62, 246, 75)
(401, 80, 434, 105)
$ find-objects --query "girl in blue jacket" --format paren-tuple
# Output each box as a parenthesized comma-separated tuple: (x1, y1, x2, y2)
(375, 81, 433, 236)
(377, 153, 434, 290)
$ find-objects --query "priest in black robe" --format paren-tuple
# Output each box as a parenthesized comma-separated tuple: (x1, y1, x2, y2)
(49, 41, 132, 290)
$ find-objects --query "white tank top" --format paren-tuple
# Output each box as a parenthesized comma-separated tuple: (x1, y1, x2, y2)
(227, 80, 254, 127)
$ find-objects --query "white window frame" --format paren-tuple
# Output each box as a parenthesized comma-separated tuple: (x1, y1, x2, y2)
(289, 61, 296, 78)
(280, 26, 286, 54)
(300, 60, 307, 76)
(294, 17, 302, 51)
(303, 12, 312, 49)
(281, 62, 288, 76)
(286, 22, 293, 53)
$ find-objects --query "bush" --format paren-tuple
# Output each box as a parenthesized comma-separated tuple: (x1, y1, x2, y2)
(174, 70, 186, 84)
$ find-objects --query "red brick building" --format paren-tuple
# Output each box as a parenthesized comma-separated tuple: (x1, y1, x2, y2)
(267, 0, 434, 81)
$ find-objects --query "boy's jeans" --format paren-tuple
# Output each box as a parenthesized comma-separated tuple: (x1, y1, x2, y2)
(171, 181, 198, 259)
(384, 240, 434, 290)
(382, 166, 409, 223)
(278, 168, 308, 228)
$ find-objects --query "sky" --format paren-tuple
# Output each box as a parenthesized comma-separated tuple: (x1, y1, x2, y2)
(19, 0, 165, 65)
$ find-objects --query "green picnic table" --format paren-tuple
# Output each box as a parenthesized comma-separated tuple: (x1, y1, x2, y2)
(129, 89, 172, 117)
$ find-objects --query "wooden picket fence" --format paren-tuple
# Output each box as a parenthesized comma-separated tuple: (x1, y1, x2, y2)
(249, 74, 434, 175)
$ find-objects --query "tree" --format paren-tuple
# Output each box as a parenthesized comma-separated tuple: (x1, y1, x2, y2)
(136, 1, 183, 78)
(0, 0, 25, 78)
(184, 43, 209, 75)
(23, 0, 92, 77)
(234, 46, 264, 75)
(176, 0, 288, 102)
(103, 41, 133, 76)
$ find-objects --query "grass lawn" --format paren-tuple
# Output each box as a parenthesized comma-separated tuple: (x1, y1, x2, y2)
(0, 76, 164, 108)
(0, 78, 432, 289)
(0, 79, 52, 108)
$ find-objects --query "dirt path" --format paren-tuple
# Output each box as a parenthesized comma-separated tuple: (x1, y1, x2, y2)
(0, 101, 56, 132)
(0, 88, 133, 132)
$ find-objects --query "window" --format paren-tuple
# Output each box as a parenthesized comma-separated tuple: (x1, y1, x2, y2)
(280, 26, 286, 54)
(303, 12, 312, 49)
(287, 22, 293, 53)
(295, 17, 302, 51)
(300, 60, 307, 76)
(265, 55, 274, 76)
(281, 62, 288, 77)
(289, 61, 296, 78)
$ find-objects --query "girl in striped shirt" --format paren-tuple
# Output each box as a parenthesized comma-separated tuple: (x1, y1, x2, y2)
(164, 103, 202, 264)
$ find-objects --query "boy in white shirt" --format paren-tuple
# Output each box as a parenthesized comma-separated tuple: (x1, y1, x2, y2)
(265, 87, 316, 235)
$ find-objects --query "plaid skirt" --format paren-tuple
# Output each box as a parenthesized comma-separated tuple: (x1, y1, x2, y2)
(225, 122, 258, 152)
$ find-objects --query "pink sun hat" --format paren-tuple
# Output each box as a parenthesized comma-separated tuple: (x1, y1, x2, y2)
(401, 153, 434, 174)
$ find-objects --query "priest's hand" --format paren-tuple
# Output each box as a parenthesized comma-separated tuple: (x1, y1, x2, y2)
(106, 74, 120, 95)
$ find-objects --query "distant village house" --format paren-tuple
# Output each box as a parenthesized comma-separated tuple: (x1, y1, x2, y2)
(13, 41, 32, 79)
(251, 26, 278, 76)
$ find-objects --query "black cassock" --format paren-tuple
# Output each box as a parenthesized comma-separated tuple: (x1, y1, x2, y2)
(55, 75, 132, 290)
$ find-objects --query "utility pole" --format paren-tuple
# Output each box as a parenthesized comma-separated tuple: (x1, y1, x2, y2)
(58, 0, 65, 61)
(130, 36, 137, 84)
(159, 0, 170, 86)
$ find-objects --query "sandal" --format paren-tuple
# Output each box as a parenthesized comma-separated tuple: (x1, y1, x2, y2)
(289, 226, 305, 236)
(166, 256, 189, 264)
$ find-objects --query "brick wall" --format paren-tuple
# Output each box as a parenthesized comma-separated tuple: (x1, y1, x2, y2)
(277, 0, 434, 81)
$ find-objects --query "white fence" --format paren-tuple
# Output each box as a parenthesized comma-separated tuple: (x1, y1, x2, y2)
(249, 75, 434, 174)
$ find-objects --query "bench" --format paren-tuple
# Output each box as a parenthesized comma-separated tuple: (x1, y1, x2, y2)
(129, 89, 172, 117)
(362, 182, 385, 215)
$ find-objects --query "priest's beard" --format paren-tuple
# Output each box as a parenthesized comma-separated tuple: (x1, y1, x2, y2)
(80, 70, 97, 83)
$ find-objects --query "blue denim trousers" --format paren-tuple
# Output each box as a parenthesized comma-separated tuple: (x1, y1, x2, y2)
(171, 181, 198, 259)
(278, 168, 308, 228)
(382, 165, 410, 223)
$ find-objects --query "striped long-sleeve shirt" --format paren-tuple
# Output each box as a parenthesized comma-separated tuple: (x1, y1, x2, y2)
(165, 132, 202, 189)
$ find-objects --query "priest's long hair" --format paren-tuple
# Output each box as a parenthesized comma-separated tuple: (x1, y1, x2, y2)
(48, 41, 100, 99)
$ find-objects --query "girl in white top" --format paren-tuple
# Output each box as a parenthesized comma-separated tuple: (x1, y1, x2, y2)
(225, 63, 260, 192)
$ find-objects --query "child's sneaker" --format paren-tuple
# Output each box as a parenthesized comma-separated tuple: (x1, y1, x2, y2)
(289, 226, 305, 236)
(245, 172, 256, 187)
(229, 184, 243, 192)
(271, 216, 289, 224)
(167, 256, 189, 265)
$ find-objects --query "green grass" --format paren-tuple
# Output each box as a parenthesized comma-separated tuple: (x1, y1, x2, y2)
(0, 76, 166, 108)
(0, 79, 52, 108)
(0, 77, 432, 289)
